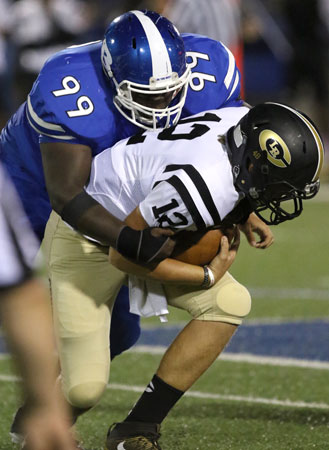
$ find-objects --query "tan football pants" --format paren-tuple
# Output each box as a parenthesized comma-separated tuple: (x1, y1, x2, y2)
(42, 211, 251, 409)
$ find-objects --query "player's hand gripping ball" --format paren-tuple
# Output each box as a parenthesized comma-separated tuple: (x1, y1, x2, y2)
(172, 228, 234, 266)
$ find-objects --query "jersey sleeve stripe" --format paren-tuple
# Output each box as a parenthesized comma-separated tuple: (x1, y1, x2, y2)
(27, 96, 66, 132)
(164, 164, 221, 225)
(222, 43, 236, 89)
(27, 117, 75, 141)
(163, 176, 206, 230)
(226, 72, 240, 101)
(26, 97, 75, 140)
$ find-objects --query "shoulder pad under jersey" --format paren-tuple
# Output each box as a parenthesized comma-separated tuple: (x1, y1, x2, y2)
(26, 41, 138, 155)
(181, 33, 242, 117)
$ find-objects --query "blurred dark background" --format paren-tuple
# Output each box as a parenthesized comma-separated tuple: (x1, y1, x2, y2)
(0, 0, 328, 178)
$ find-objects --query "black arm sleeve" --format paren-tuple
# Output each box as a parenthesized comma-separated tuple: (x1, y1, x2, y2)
(116, 226, 173, 264)
(60, 190, 99, 229)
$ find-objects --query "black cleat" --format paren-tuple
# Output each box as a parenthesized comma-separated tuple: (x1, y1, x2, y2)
(106, 421, 162, 450)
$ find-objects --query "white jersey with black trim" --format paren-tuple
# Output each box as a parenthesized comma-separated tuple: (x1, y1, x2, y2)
(0, 164, 39, 288)
(86, 106, 249, 231)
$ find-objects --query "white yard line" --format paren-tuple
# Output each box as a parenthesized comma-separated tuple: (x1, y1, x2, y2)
(107, 383, 329, 410)
(130, 345, 329, 370)
(0, 373, 328, 410)
(219, 352, 329, 369)
(244, 317, 329, 324)
(248, 287, 329, 301)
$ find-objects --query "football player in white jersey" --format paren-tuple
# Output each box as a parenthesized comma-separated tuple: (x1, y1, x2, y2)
(0, 164, 77, 450)
(40, 101, 324, 449)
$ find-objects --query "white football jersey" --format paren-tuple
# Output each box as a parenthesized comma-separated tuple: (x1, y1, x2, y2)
(86, 106, 249, 231)
(0, 164, 39, 288)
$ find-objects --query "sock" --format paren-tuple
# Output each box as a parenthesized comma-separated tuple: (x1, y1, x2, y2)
(71, 406, 91, 424)
(124, 374, 184, 424)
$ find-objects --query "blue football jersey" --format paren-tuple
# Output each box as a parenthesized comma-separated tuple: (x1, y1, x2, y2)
(26, 41, 140, 153)
(181, 33, 242, 117)
(0, 35, 242, 239)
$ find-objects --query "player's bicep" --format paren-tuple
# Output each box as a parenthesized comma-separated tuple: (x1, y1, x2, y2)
(41, 141, 92, 210)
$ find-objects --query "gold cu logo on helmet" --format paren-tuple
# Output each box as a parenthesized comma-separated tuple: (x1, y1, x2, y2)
(259, 130, 291, 168)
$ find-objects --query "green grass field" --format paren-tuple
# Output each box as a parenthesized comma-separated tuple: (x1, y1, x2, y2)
(0, 198, 328, 450)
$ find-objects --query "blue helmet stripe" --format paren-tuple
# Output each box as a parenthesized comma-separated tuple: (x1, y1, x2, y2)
(132, 10, 172, 81)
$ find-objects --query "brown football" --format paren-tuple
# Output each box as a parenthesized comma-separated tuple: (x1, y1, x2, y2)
(172, 229, 224, 266)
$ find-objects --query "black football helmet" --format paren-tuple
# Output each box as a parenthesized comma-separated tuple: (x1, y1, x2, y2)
(227, 102, 325, 225)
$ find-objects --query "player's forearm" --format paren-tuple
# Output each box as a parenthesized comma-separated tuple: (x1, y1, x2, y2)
(0, 279, 59, 406)
(109, 249, 204, 286)
(137, 258, 205, 285)
(60, 196, 125, 247)
(57, 196, 175, 263)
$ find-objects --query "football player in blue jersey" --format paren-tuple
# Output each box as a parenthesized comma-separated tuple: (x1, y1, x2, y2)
(1, 9, 244, 361)
(1, 9, 267, 446)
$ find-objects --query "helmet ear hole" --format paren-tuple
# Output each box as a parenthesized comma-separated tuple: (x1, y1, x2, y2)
(260, 164, 269, 175)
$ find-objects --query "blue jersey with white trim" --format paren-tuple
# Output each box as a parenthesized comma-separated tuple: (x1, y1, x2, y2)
(0, 35, 242, 239)
(26, 41, 140, 152)
(182, 33, 242, 116)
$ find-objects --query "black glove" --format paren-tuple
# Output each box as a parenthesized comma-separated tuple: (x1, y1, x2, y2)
(116, 226, 174, 264)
